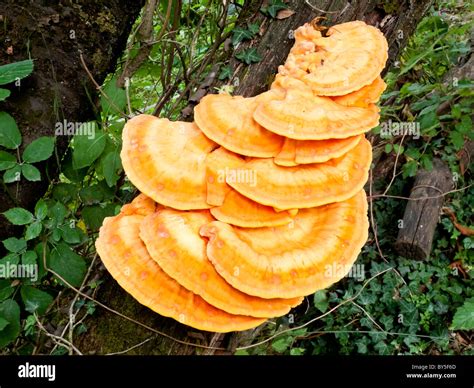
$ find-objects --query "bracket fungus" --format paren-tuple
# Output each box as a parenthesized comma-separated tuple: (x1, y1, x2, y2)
(228, 138, 372, 210)
(140, 208, 302, 317)
(253, 76, 380, 140)
(96, 19, 387, 333)
(201, 190, 369, 299)
(96, 197, 265, 332)
(121, 115, 217, 210)
(279, 21, 388, 96)
(194, 93, 284, 157)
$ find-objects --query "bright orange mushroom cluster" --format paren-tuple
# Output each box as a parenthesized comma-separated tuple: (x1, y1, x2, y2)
(96, 21, 388, 332)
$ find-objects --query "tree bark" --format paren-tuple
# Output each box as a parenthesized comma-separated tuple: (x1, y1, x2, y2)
(0, 0, 144, 240)
(395, 159, 454, 260)
(74, 0, 434, 355)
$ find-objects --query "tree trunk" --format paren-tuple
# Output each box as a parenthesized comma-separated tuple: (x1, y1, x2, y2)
(74, 0, 434, 355)
(0, 0, 144, 240)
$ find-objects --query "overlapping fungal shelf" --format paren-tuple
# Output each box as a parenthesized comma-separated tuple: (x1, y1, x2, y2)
(96, 20, 388, 333)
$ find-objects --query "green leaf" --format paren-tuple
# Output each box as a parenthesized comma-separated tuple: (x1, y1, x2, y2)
(101, 150, 122, 187)
(3, 165, 21, 183)
(25, 222, 42, 241)
(21, 250, 37, 267)
(22, 164, 41, 181)
(100, 76, 127, 116)
(49, 202, 68, 225)
(455, 115, 471, 135)
(247, 23, 260, 35)
(0, 299, 21, 348)
(81, 204, 115, 230)
(0, 280, 15, 302)
(402, 160, 418, 178)
(420, 154, 433, 171)
(218, 66, 233, 81)
(0, 112, 22, 149)
(271, 337, 292, 353)
(0, 60, 34, 85)
(232, 27, 254, 45)
(0, 151, 16, 170)
(59, 225, 82, 244)
(34, 199, 48, 221)
(2, 237, 26, 253)
(20, 286, 53, 315)
(22, 136, 55, 163)
(235, 48, 262, 65)
(374, 341, 391, 355)
(451, 297, 474, 330)
(449, 131, 464, 150)
(262, 0, 288, 18)
(3, 207, 34, 225)
(0, 317, 8, 331)
(384, 144, 392, 153)
(72, 127, 107, 169)
(313, 290, 329, 313)
(404, 147, 420, 159)
(0, 88, 11, 101)
(49, 242, 86, 288)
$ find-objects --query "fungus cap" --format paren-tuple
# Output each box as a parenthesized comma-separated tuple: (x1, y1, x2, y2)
(228, 137, 372, 210)
(280, 21, 388, 96)
(201, 190, 369, 299)
(140, 208, 302, 317)
(96, 204, 265, 332)
(254, 76, 380, 140)
(194, 93, 284, 157)
(121, 115, 217, 210)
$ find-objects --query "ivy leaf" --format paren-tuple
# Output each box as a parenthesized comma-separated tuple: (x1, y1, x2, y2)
(100, 76, 127, 116)
(0, 299, 21, 349)
(235, 48, 262, 65)
(0, 88, 11, 101)
(0, 112, 22, 149)
(0, 151, 16, 171)
(25, 221, 42, 241)
(451, 297, 474, 330)
(72, 127, 107, 169)
(271, 337, 292, 353)
(262, 0, 288, 18)
(20, 286, 53, 315)
(3, 164, 21, 183)
(218, 66, 233, 81)
(49, 242, 86, 288)
(247, 23, 260, 35)
(374, 341, 391, 355)
(232, 27, 254, 45)
(0, 59, 34, 85)
(313, 290, 329, 313)
(3, 207, 34, 225)
(22, 136, 55, 163)
(22, 164, 41, 181)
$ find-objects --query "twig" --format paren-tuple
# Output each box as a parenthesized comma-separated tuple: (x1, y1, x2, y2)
(35, 313, 83, 355)
(236, 268, 393, 351)
(79, 52, 129, 119)
(106, 337, 154, 355)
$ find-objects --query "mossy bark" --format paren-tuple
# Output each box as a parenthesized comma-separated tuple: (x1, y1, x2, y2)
(75, 0, 433, 355)
(0, 0, 144, 240)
